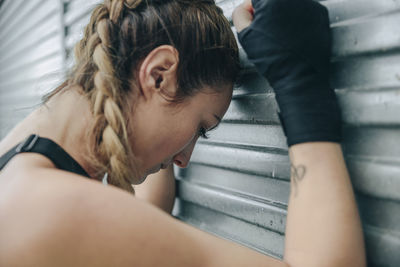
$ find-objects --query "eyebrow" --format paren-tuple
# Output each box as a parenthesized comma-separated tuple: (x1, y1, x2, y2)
(208, 114, 222, 131)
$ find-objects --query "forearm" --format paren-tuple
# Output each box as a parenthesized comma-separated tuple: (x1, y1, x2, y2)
(134, 165, 176, 214)
(284, 142, 366, 267)
(233, 1, 366, 265)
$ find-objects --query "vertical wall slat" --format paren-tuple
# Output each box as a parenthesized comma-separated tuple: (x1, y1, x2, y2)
(0, 0, 64, 137)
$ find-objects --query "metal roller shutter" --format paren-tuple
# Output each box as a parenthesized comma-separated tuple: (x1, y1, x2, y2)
(1, 0, 398, 266)
(63, 0, 101, 68)
(175, 0, 400, 266)
(0, 0, 65, 138)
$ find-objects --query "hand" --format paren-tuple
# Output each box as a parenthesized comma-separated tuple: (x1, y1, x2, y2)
(237, 0, 341, 146)
(232, 0, 254, 33)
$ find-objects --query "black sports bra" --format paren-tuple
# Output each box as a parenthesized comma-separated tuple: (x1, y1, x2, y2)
(0, 134, 90, 178)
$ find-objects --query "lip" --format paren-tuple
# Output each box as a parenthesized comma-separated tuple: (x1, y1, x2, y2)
(161, 161, 172, 169)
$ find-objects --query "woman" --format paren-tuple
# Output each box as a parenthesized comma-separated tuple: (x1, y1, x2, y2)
(0, 0, 366, 266)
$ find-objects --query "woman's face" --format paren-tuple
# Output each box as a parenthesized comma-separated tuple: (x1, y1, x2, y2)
(131, 86, 232, 182)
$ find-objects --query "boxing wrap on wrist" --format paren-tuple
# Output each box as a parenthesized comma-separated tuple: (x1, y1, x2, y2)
(237, 0, 342, 147)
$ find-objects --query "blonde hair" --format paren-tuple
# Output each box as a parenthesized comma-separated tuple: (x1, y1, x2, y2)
(73, 0, 141, 193)
(46, 0, 239, 193)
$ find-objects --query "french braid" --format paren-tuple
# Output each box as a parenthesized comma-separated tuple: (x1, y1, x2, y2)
(76, 0, 144, 193)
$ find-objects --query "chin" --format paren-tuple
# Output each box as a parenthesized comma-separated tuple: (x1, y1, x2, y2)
(133, 174, 148, 185)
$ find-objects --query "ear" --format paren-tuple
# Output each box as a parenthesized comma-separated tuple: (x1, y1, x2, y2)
(138, 45, 179, 101)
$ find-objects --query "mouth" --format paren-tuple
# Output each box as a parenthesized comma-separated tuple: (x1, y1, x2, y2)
(161, 162, 172, 169)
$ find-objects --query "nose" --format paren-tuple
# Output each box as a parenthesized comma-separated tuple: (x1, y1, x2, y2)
(173, 138, 197, 168)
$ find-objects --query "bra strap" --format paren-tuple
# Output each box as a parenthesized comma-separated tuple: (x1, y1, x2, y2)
(0, 134, 90, 178)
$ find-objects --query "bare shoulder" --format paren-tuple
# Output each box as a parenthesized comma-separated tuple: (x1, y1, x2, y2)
(0, 166, 287, 267)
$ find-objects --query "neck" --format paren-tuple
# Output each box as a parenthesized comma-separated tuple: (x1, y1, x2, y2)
(4, 86, 100, 179)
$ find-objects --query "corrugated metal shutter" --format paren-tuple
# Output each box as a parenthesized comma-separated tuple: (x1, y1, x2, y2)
(1, 0, 399, 266)
(0, 0, 65, 138)
(175, 0, 400, 266)
(64, 0, 101, 68)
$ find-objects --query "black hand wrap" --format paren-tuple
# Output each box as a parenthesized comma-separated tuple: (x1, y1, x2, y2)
(238, 0, 341, 147)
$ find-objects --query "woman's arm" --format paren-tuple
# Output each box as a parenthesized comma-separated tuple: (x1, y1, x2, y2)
(134, 164, 176, 213)
(285, 142, 365, 266)
(233, 0, 366, 265)
(19, 168, 288, 267)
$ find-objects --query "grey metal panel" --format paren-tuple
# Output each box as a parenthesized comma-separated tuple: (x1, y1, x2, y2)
(331, 11, 400, 58)
(325, 0, 400, 25)
(0, 1, 25, 29)
(220, 0, 400, 26)
(343, 127, 400, 159)
(331, 53, 400, 90)
(0, 78, 61, 108)
(226, 93, 280, 124)
(227, 86, 400, 126)
(0, 11, 61, 65)
(175, 200, 285, 259)
(349, 158, 400, 202)
(0, 5, 60, 55)
(0, 1, 39, 41)
(64, 0, 100, 26)
(204, 123, 287, 150)
(191, 143, 290, 179)
(0, 52, 62, 87)
(174, 1, 400, 267)
(363, 225, 400, 266)
(65, 15, 90, 50)
(358, 195, 400, 232)
(0, 0, 64, 138)
(64, 0, 101, 68)
(178, 179, 287, 233)
(0, 0, 9, 12)
(177, 164, 290, 206)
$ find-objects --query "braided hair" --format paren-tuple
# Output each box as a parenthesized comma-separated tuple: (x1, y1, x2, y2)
(47, 0, 239, 193)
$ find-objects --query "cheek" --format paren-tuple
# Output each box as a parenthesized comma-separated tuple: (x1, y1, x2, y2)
(159, 122, 198, 156)
(168, 127, 197, 152)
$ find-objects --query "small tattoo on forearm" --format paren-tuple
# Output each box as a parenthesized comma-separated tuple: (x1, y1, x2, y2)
(291, 164, 306, 197)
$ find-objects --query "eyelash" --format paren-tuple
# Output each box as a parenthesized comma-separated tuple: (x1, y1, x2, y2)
(199, 127, 210, 139)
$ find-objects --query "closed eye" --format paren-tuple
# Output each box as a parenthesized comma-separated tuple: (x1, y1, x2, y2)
(198, 114, 222, 140)
(199, 127, 210, 139)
